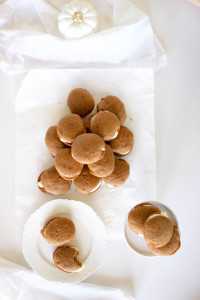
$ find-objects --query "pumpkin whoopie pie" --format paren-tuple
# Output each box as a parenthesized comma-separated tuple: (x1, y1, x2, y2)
(103, 158, 130, 187)
(97, 95, 126, 125)
(41, 217, 75, 246)
(128, 203, 161, 236)
(45, 126, 66, 157)
(88, 144, 115, 177)
(57, 113, 85, 145)
(38, 166, 71, 195)
(53, 246, 83, 273)
(148, 226, 181, 256)
(55, 148, 83, 180)
(67, 88, 95, 117)
(143, 213, 174, 248)
(71, 133, 106, 164)
(90, 111, 120, 141)
(74, 165, 102, 194)
(109, 126, 134, 156)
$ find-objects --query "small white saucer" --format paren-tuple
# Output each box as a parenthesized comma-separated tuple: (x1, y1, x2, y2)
(22, 199, 106, 283)
(124, 201, 178, 257)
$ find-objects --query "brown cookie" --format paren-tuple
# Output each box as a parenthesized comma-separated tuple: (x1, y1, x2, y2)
(88, 144, 115, 177)
(103, 158, 130, 186)
(53, 247, 83, 273)
(45, 126, 66, 157)
(143, 214, 174, 248)
(90, 111, 120, 141)
(128, 203, 161, 235)
(109, 126, 134, 156)
(74, 165, 102, 193)
(37, 166, 71, 195)
(67, 88, 95, 117)
(85, 113, 96, 133)
(97, 95, 126, 125)
(71, 133, 106, 164)
(57, 114, 85, 145)
(41, 217, 75, 245)
(148, 227, 181, 256)
(55, 148, 83, 180)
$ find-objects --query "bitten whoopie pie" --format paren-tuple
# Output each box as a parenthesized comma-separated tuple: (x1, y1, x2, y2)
(128, 203, 161, 236)
(53, 247, 83, 273)
(97, 95, 126, 125)
(109, 126, 134, 156)
(103, 158, 130, 186)
(71, 133, 106, 164)
(143, 214, 174, 248)
(57, 114, 85, 145)
(55, 148, 83, 180)
(41, 217, 75, 246)
(85, 113, 96, 133)
(90, 111, 120, 141)
(45, 126, 66, 157)
(88, 144, 115, 177)
(148, 226, 181, 256)
(38, 166, 71, 195)
(67, 88, 95, 117)
(74, 165, 102, 194)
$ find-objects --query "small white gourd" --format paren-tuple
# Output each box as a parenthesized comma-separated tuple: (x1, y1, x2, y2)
(58, 1, 98, 39)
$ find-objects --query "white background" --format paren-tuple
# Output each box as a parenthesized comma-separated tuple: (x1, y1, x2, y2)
(0, 0, 200, 299)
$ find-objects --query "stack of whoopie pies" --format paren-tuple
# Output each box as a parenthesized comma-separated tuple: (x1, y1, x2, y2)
(41, 217, 83, 273)
(38, 88, 134, 195)
(128, 202, 181, 256)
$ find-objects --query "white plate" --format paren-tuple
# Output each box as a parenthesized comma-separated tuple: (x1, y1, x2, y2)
(22, 199, 106, 283)
(124, 201, 178, 257)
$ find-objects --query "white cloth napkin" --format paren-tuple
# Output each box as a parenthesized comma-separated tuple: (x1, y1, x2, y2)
(0, 257, 133, 300)
(15, 68, 156, 241)
(0, 0, 166, 73)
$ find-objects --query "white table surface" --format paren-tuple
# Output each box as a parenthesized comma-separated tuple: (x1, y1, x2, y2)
(0, 0, 200, 299)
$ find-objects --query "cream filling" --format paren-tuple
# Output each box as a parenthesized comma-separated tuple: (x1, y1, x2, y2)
(118, 149, 130, 155)
(111, 131, 119, 139)
(38, 181, 43, 188)
(60, 138, 68, 143)
(107, 184, 115, 187)
(147, 211, 168, 221)
(90, 180, 102, 192)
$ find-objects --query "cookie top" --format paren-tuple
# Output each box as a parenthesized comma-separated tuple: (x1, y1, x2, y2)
(55, 148, 83, 180)
(88, 144, 115, 177)
(148, 227, 181, 256)
(67, 88, 95, 117)
(41, 217, 75, 245)
(90, 111, 120, 141)
(38, 166, 71, 195)
(57, 114, 85, 144)
(109, 126, 134, 156)
(74, 165, 102, 194)
(103, 158, 130, 186)
(85, 113, 96, 133)
(143, 214, 174, 248)
(128, 203, 161, 235)
(71, 133, 106, 164)
(45, 126, 66, 157)
(97, 95, 126, 125)
(53, 247, 83, 273)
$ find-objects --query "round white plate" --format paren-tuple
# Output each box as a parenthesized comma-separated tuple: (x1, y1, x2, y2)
(124, 201, 178, 257)
(22, 199, 106, 283)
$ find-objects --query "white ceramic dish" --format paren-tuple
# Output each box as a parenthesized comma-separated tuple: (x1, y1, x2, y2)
(124, 201, 178, 257)
(22, 199, 106, 283)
